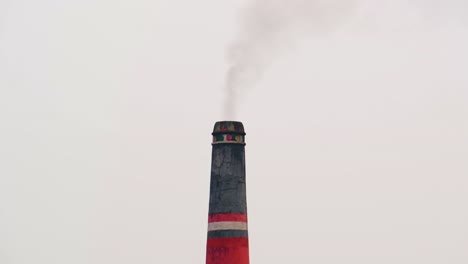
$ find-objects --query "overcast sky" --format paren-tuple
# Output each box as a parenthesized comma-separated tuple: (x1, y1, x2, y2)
(1, 0, 467, 263)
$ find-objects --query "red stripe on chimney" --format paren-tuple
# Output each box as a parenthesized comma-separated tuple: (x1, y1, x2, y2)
(208, 214, 248, 223)
(206, 237, 249, 264)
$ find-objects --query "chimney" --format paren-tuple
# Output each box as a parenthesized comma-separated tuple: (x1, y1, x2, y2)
(206, 121, 250, 264)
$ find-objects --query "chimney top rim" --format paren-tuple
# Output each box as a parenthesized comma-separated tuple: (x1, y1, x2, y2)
(212, 121, 246, 135)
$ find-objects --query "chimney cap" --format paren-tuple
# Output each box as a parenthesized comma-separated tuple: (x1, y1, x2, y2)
(212, 121, 245, 135)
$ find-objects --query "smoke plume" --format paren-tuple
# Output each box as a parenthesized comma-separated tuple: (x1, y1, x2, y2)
(223, 0, 357, 119)
(222, 0, 468, 119)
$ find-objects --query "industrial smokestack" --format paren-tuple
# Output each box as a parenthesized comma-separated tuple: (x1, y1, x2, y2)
(206, 121, 249, 264)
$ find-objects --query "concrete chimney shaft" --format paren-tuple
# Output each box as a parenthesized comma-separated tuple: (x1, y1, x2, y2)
(206, 121, 249, 264)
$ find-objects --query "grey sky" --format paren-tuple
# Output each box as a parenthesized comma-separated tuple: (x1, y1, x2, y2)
(1, 0, 467, 263)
